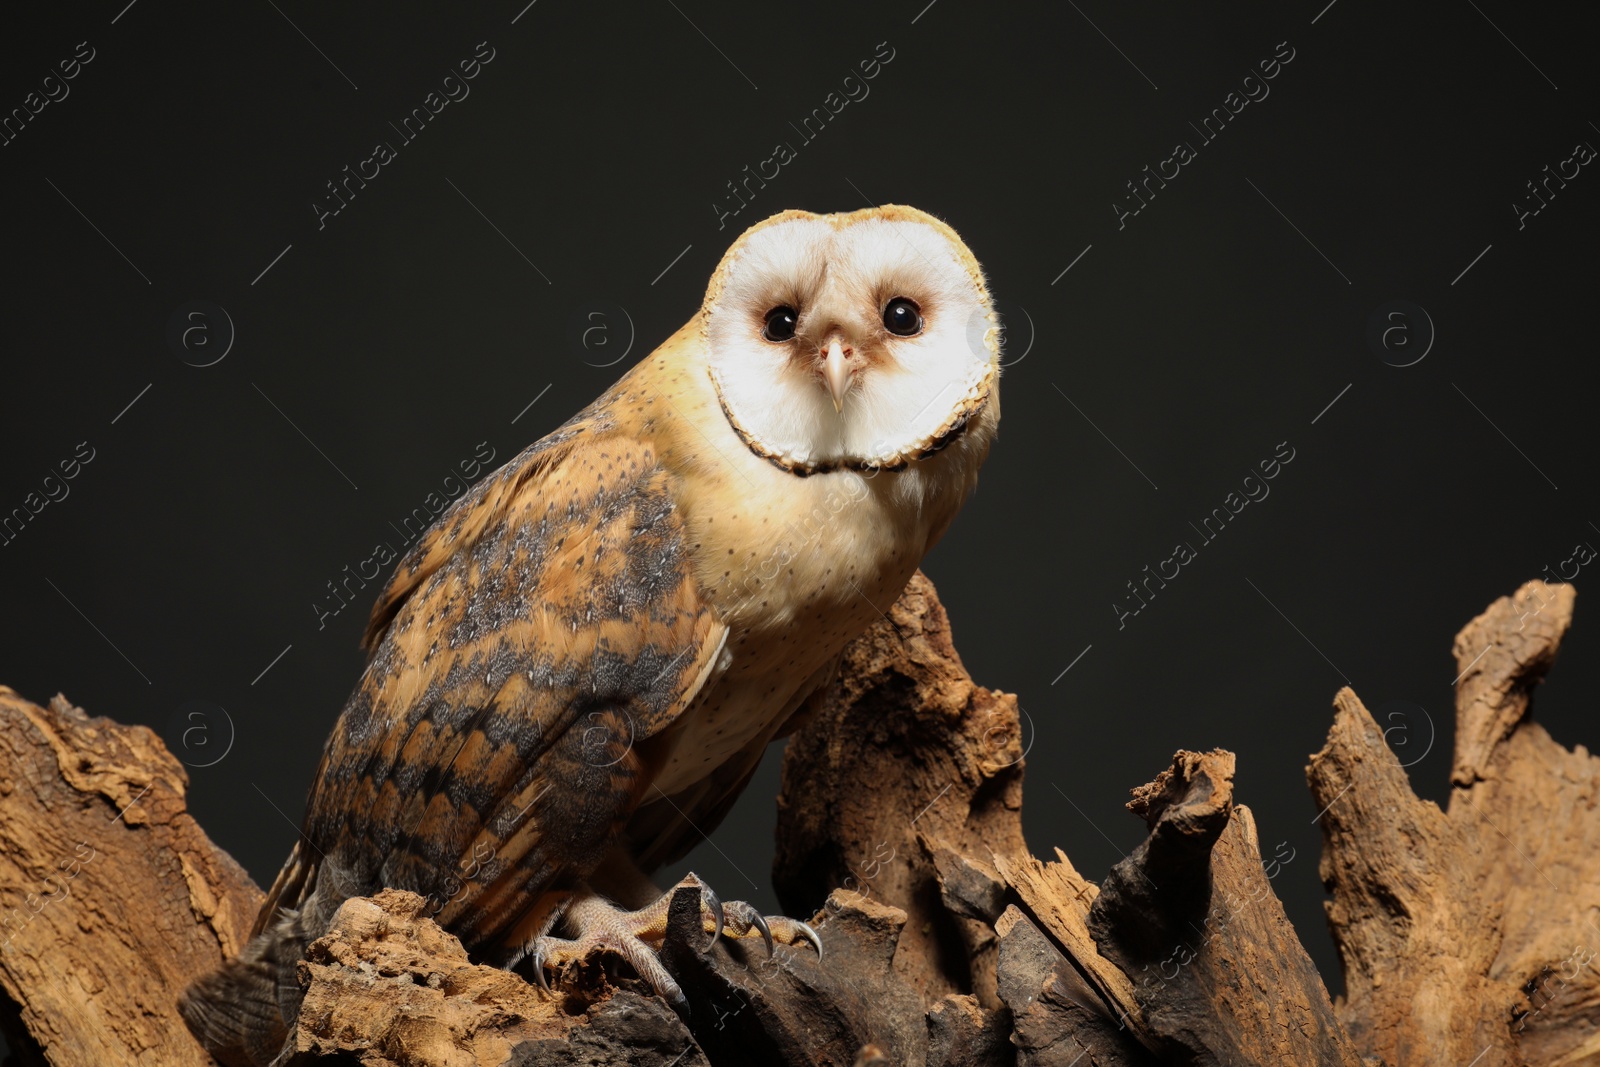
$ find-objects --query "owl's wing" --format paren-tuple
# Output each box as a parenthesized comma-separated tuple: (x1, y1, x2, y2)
(272, 408, 728, 954)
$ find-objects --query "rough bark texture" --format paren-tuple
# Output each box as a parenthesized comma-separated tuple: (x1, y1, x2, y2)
(0, 574, 1592, 1067)
(0, 688, 262, 1067)
(283, 889, 703, 1067)
(1086, 750, 1364, 1067)
(773, 571, 1030, 1016)
(1309, 579, 1600, 1067)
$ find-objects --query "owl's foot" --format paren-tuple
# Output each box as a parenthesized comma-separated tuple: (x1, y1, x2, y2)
(712, 898, 824, 959)
(525, 872, 821, 1012)
(526, 888, 691, 1012)
(635, 873, 822, 959)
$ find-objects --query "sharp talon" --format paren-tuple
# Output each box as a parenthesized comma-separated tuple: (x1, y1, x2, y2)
(795, 921, 823, 961)
(532, 946, 551, 993)
(750, 911, 774, 956)
(700, 883, 725, 953)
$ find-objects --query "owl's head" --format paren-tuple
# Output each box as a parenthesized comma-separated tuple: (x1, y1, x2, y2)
(702, 205, 999, 475)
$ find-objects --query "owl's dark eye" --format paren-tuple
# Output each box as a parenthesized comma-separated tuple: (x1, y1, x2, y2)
(762, 306, 798, 342)
(883, 297, 922, 337)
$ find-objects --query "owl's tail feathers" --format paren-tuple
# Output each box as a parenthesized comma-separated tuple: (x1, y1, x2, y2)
(182, 838, 322, 1067)
(178, 922, 293, 1067)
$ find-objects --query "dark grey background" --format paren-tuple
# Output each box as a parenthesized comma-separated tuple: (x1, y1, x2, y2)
(2, 0, 1596, 1008)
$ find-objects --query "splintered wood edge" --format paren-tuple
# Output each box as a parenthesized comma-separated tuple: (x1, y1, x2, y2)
(992, 850, 1145, 1033)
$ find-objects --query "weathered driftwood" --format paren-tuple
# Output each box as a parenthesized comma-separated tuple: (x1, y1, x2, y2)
(1086, 749, 1364, 1067)
(0, 575, 1592, 1067)
(772, 572, 1028, 1030)
(0, 688, 261, 1067)
(1308, 579, 1600, 1067)
(283, 888, 702, 1066)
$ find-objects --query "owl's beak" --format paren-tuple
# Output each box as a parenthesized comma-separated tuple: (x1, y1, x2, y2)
(822, 338, 853, 413)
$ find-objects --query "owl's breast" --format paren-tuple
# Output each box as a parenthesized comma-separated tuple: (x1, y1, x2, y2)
(633, 334, 986, 796)
(646, 465, 914, 795)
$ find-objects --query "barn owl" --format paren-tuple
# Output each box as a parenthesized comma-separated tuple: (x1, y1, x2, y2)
(182, 204, 1001, 1065)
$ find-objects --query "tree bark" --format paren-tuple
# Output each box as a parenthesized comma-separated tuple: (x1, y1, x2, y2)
(1308, 579, 1600, 1067)
(0, 689, 261, 1067)
(0, 575, 1591, 1066)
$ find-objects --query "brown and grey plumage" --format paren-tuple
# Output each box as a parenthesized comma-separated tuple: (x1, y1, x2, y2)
(181, 205, 1001, 1065)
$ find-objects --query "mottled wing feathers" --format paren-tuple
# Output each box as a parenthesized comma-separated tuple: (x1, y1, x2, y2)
(292, 407, 727, 954)
(360, 421, 584, 654)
